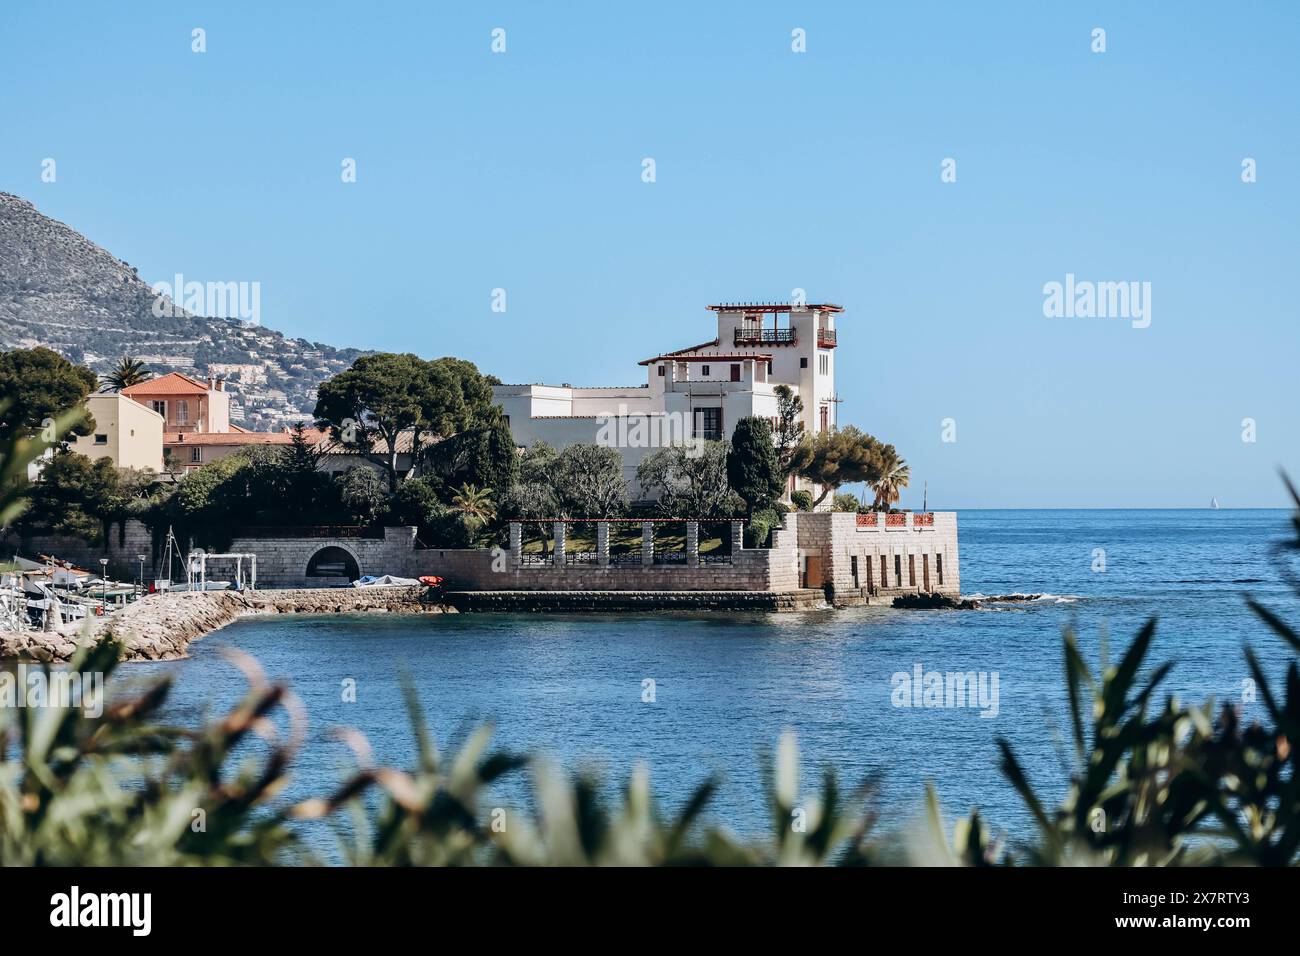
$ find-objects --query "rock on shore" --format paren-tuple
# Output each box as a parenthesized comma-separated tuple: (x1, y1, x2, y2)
(0, 586, 450, 663)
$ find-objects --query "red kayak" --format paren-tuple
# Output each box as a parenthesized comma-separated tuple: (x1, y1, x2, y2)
(418, 576, 444, 587)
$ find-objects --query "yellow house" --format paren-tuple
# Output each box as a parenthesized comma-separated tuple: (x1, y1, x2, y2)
(68, 392, 165, 471)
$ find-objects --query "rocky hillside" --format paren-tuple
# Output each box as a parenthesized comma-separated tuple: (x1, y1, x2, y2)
(0, 192, 363, 430)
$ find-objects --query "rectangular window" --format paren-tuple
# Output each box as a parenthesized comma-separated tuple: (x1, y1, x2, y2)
(176, 400, 189, 424)
(693, 407, 722, 442)
(190, 446, 203, 463)
(701, 365, 710, 377)
(894, 554, 902, 585)
(800, 357, 808, 368)
(850, 555, 859, 588)
(820, 406, 829, 431)
(766, 361, 773, 375)
(908, 554, 916, 587)
(819, 354, 829, 375)
(936, 554, 944, 585)
(151, 400, 167, 418)
(923, 554, 931, 590)
(881, 554, 889, 588)
(730, 363, 741, 382)
(657, 365, 665, 377)
(94, 434, 108, 445)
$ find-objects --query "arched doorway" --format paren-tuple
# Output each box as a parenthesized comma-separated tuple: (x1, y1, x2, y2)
(306, 545, 360, 582)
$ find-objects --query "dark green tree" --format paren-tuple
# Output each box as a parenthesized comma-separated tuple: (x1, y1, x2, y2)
(500, 442, 560, 551)
(314, 354, 497, 491)
(334, 467, 390, 525)
(0, 347, 97, 446)
(423, 417, 518, 496)
(795, 426, 890, 508)
(21, 451, 121, 544)
(772, 384, 805, 476)
(726, 417, 784, 517)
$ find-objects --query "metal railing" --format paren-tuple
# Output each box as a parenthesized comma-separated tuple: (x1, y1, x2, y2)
(816, 329, 837, 347)
(734, 328, 796, 345)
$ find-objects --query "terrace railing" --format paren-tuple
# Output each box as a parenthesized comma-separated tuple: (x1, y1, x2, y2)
(652, 551, 688, 565)
(733, 328, 796, 346)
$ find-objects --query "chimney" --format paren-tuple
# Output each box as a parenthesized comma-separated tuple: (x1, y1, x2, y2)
(207, 375, 217, 391)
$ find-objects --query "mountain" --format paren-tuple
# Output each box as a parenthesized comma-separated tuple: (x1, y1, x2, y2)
(0, 192, 363, 430)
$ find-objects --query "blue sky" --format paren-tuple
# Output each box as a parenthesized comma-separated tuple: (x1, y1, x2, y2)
(3, 1, 1297, 507)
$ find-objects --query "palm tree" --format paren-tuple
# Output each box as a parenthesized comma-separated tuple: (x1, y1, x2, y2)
(871, 449, 910, 511)
(101, 356, 152, 392)
(451, 483, 496, 528)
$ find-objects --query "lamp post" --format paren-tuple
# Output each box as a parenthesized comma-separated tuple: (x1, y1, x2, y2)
(98, 558, 109, 612)
(136, 554, 146, 599)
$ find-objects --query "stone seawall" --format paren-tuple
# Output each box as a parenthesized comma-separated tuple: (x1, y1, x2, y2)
(0, 586, 447, 663)
(442, 589, 829, 613)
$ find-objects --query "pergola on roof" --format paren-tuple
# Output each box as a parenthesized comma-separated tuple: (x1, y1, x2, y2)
(708, 302, 844, 313)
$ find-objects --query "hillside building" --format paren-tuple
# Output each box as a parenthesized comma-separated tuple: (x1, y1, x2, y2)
(493, 302, 841, 501)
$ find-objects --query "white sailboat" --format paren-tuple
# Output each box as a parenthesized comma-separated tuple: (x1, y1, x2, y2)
(1211, 497, 1220, 510)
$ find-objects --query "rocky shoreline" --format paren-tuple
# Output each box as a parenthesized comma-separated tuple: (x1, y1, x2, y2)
(0, 586, 450, 663)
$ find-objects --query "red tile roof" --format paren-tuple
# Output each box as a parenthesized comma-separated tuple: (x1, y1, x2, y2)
(122, 372, 210, 396)
(164, 431, 293, 446)
(637, 352, 772, 366)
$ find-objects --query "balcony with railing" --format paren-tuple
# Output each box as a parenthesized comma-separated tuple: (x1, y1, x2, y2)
(734, 327, 796, 346)
(816, 328, 837, 348)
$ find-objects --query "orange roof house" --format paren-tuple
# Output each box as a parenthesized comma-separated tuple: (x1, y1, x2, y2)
(122, 372, 231, 434)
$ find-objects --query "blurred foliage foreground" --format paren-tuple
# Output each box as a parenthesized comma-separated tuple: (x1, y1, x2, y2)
(3, 479, 1300, 866)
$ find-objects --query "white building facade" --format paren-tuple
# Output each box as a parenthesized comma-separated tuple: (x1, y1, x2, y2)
(492, 302, 842, 501)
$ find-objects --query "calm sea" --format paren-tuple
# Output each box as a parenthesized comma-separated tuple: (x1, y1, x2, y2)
(127, 509, 1300, 851)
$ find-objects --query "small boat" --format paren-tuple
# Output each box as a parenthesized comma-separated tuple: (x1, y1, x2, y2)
(1211, 497, 1220, 510)
(418, 575, 445, 588)
(352, 574, 421, 588)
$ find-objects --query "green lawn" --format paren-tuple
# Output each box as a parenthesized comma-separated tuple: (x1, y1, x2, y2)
(520, 525, 730, 554)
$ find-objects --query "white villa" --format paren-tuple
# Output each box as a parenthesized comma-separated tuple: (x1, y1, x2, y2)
(492, 302, 842, 501)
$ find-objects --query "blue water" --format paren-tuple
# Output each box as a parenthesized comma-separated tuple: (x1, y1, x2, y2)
(127, 509, 1300, 851)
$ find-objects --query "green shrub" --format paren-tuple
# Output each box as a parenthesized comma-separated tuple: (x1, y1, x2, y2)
(744, 506, 783, 548)
(790, 490, 814, 512)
